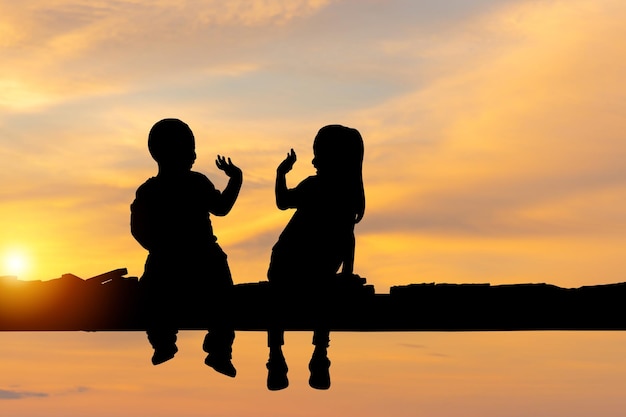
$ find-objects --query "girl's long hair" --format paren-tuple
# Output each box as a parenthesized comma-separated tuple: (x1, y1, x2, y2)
(314, 125, 365, 223)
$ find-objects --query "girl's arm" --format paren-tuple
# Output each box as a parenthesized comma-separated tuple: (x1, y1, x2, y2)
(341, 228, 356, 275)
(275, 149, 297, 209)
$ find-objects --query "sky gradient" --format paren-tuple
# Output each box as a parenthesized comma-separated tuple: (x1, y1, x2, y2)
(2, 0, 626, 415)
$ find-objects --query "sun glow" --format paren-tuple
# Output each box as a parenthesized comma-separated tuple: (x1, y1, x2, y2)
(3, 251, 29, 277)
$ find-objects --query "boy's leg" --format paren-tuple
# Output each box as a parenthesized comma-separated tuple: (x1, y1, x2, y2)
(144, 301, 178, 365)
(203, 329, 237, 377)
(200, 246, 237, 377)
(147, 328, 178, 365)
(202, 328, 235, 356)
(141, 272, 179, 365)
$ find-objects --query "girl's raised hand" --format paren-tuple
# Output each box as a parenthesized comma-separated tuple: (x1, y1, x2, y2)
(216, 155, 242, 178)
(277, 149, 296, 175)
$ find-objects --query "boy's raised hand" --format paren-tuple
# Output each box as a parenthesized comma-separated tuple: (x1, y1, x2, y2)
(277, 149, 296, 175)
(216, 155, 242, 179)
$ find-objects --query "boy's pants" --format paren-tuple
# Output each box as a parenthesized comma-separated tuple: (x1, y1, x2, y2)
(140, 246, 235, 357)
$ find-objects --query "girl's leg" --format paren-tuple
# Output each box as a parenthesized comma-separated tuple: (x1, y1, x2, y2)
(312, 329, 330, 350)
(266, 329, 289, 390)
(309, 329, 331, 390)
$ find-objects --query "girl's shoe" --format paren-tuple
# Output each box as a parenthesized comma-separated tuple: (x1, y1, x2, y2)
(266, 357, 289, 390)
(308, 353, 331, 390)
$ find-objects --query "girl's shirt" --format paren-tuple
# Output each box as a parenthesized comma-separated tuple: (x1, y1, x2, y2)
(272, 175, 355, 276)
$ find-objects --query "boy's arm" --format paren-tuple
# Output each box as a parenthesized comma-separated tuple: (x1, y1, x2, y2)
(212, 155, 243, 216)
(275, 149, 297, 210)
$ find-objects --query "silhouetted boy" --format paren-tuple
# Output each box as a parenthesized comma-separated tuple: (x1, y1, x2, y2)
(131, 118, 242, 377)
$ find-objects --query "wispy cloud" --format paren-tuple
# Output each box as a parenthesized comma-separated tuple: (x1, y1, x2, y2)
(353, 0, 626, 241)
(0, 0, 335, 110)
(0, 384, 91, 400)
(0, 388, 48, 400)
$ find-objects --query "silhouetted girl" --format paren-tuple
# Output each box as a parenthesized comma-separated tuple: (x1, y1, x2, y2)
(266, 124, 365, 390)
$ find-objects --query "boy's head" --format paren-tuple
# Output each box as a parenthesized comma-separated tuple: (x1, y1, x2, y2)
(148, 118, 196, 170)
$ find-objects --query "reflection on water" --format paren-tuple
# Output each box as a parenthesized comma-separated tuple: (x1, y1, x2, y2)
(1, 331, 626, 417)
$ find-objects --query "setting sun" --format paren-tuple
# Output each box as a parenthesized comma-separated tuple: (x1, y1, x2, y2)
(3, 251, 29, 277)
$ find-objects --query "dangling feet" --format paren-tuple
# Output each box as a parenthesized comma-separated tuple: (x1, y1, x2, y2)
(308, 347, 331, 390)
(205, 353, 237, 378)
(266, 350, 289, 391)
(151, 344, 178, 365)
(203, 330, 237, 377)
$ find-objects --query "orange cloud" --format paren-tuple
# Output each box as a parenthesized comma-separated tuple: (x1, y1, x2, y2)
(340, 0, 626, 287)
(0, 0, 334, 110)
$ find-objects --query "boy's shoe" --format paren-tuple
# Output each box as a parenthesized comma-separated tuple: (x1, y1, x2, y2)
(308, 353, 331, 390)
(151, 345, 178, 365)
(205, 354, 237, 378)
(266, 356, 289, 391)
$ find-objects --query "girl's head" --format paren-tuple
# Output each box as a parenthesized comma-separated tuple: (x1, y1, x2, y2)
(313, 125, 363, 175)
(148, 118, 196, 171)
(313, 124, 366, 222)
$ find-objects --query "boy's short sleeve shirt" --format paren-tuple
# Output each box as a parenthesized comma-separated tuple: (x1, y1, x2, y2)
(131, 171, 221, 253)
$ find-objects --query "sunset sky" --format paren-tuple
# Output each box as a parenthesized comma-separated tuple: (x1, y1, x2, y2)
(2, 1, 626, 416)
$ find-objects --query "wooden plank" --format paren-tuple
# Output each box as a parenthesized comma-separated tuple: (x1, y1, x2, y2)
(1, 269, 625, 332)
